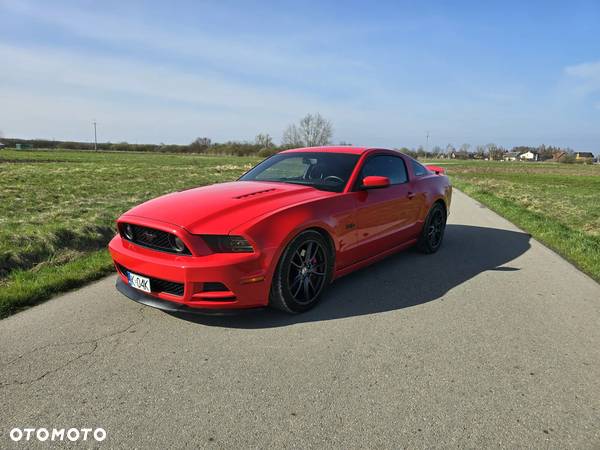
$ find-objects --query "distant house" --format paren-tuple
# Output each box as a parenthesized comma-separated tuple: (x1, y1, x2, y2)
(0, 142, 5, 149)
(519, 150, 539, 161)
(503, 151, 521, 161)
(575, 152, 594, 162)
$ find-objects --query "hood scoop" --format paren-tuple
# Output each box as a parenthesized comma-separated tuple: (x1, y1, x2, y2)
(233, 188, 277, 199)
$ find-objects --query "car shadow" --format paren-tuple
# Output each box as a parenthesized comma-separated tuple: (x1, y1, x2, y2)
(168, 225, 531, 329)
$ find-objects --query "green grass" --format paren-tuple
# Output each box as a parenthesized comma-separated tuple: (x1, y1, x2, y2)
(425, 160, 600, 282)
(0, 149, 260, 318)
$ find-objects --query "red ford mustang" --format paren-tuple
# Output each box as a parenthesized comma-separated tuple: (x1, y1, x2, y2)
(109, 146, 452, 314)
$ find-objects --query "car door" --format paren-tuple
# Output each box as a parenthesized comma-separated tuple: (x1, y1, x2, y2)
(350, 154, 421, 259)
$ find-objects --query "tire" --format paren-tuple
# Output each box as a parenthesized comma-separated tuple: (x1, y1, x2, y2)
(417, 202, 447, 254)
(270, 230, 333, 313)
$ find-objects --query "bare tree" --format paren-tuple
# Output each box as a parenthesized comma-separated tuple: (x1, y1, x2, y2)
(281, 125, 304, 148)
(474, 144, 486, 159)
(190, 137, 211, 153)
(282, 113, 333, 148)
(255, 133, 274, 148)
(486, 143, 505, 161)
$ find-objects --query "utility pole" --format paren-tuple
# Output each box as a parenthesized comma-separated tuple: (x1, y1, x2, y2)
(93, 120, 97, 151)
(426, 131, 430, 152)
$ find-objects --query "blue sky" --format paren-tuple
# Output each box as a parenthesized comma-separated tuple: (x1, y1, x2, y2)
(1, 0, 599, 152)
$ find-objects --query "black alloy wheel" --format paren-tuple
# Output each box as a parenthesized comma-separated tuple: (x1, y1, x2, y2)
(270, 230, 333, 313)
(417, 203, 447, 254)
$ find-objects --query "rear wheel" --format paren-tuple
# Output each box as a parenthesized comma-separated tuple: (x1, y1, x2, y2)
(417, 202, 446, 254)
(270, 230, 333, 313)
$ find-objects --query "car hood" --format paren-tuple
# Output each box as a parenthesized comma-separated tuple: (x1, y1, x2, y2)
(123, 181, 332, 234)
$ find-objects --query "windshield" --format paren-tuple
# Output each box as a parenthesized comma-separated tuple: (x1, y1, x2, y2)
(239, 152, 360, 192)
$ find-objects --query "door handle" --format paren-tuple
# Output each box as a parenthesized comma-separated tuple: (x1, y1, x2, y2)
(407, 192, 416, 199)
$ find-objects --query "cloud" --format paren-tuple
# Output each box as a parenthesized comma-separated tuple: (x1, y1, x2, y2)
(565, 61, 600, 79)
(0, 0, 370, 91)
(564, 61, 600, 94)
(0, 42, 359, 143)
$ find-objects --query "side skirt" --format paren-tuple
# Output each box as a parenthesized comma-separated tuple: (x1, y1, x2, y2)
(332, 239, 418, 280)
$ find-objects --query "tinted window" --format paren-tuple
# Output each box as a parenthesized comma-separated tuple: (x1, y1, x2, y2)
(239, 152, 360, 192)
(358, 155, 408, 185)
(411, 159, 428, 176)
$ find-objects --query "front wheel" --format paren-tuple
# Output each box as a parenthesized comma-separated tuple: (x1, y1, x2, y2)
(270, 230, 333, 313)
(417, 203, 447, 254)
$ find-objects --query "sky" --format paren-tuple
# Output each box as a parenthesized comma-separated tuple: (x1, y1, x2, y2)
(0, 0, 599, 152)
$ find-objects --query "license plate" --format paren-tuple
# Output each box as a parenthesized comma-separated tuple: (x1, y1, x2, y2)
(128, 271, 151, 293)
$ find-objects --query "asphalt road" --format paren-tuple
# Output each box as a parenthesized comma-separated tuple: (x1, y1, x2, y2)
(1, 190, 599, 448)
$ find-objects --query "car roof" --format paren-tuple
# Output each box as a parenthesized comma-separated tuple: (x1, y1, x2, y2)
(280, 146, 374, 155)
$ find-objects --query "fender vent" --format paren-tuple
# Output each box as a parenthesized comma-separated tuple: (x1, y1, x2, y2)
(233, 188, 276, 199)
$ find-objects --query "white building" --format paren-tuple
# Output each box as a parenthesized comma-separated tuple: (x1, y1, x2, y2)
(519, 150, 539, 161)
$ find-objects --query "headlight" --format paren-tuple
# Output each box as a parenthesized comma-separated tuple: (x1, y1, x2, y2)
(123, 223, 134, 240)
(202, 235, 254, 253)
(170, 235, 187, 253)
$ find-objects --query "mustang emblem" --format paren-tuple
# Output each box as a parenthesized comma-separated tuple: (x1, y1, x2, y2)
(141, 230, 157, 241)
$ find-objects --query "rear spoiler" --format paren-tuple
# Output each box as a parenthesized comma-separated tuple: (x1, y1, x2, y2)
(426, 165, 446, 175)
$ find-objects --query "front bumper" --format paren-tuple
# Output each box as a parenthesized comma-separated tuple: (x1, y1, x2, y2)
(108, 235, 271, 311)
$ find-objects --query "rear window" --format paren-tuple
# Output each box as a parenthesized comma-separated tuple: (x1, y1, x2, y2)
(411, 159, 428, 177)
(358, 155, 408, 185)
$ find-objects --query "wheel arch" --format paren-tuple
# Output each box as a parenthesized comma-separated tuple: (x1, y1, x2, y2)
(303, 226, 336, 259)
(433, 197, 447, 215)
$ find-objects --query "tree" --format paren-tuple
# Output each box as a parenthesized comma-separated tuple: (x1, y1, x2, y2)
(456, 143, 471, 159)
(486, 143, 505, 161)
(474, 145, 486, 159)
(282, 113, 333, 148)
(190, 137, 211, 153)
(255, 133, 273, 148)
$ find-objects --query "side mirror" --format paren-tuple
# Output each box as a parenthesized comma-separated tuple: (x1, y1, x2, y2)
(361, 176, 390, 189)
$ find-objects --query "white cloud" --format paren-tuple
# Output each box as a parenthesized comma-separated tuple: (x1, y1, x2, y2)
(565, 61, 600, 79)
(0, 44, 323, 114)
(564, 61, 600, 94)
(0, 0, 369, 89)
(0, 42, 413, 144)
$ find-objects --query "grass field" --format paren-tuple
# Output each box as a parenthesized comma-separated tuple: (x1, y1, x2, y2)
(427, 160, 600, 282)
(1, 150, 598, 318)
(0, 149, 260, 318)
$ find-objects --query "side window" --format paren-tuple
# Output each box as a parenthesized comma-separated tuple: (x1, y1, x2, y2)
(359, 155, 408, 185)
(411, 159, 428, 176)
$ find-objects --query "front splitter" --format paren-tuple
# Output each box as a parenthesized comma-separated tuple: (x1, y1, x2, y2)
(115, 278, 264, 316)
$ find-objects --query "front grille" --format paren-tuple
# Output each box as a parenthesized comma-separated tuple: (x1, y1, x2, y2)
(119, 223, 191, 255)
(117, 263, 184, 297)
